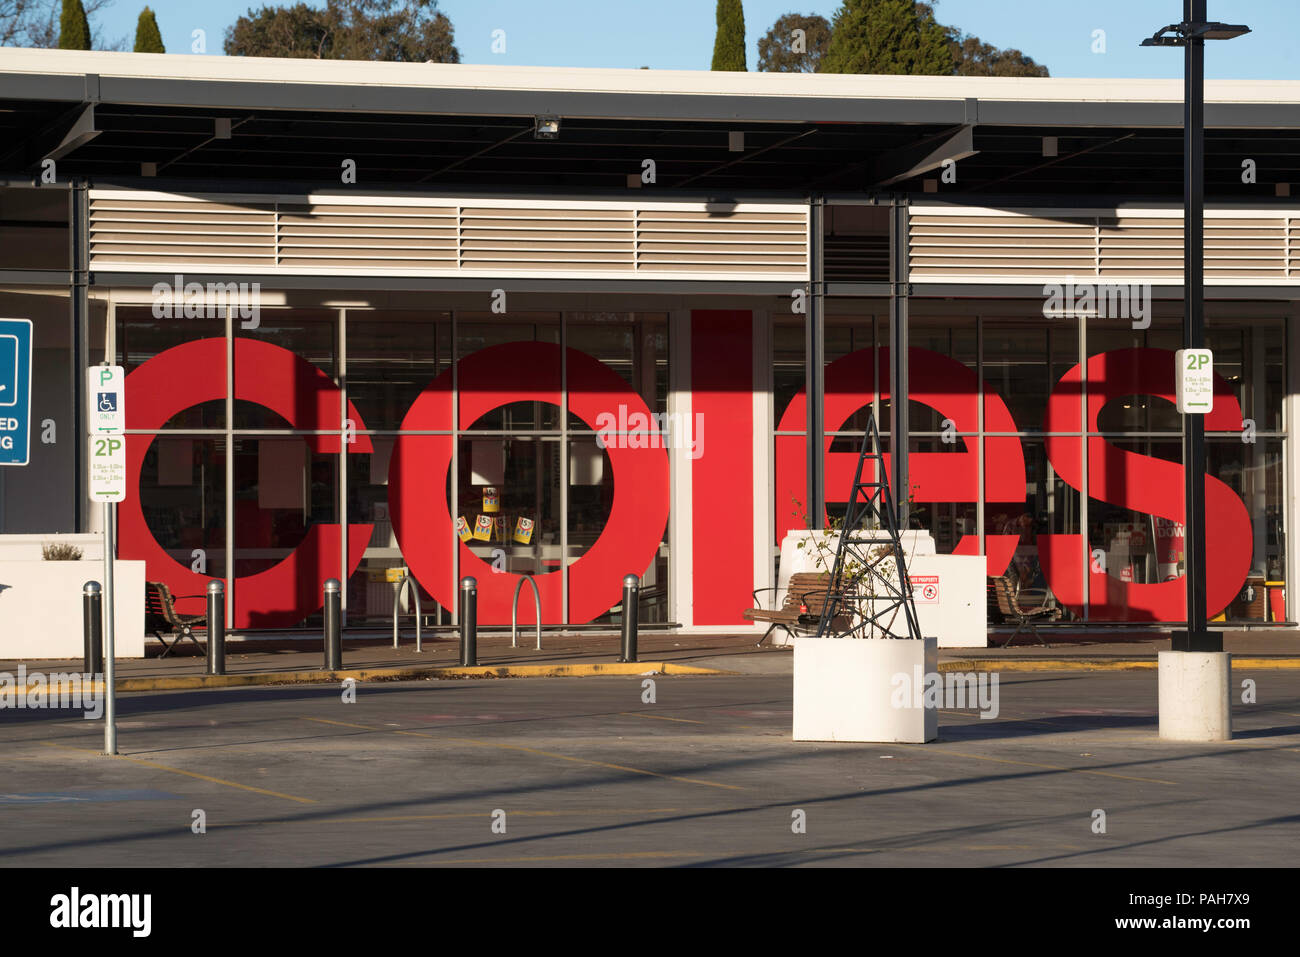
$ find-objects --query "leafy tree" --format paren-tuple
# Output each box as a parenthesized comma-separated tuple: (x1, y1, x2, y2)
(820, 0, 953, 76)
(710, 0, 746, 72)
(57, 0, 89, 49)
(133, 5, 163, 52)
(949, 35, 1047, 76)
(917, 2, 1048, 76)
(758, 12, 830, 73)
(2, 0, 121, 48)
(224, 0, 460, 62)
(1, 0, 45, 46)
(225, 2, 332, 58)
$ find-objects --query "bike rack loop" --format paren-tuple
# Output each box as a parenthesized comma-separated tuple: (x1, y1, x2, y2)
(511, 575, 542, 650)
(392, 574, 423, 653)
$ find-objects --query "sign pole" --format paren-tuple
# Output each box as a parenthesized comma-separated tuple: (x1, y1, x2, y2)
(88, 362, 126, 756)
(103, 499, 116, 755)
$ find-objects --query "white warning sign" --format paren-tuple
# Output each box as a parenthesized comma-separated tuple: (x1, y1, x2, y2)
(912, 574, 940, 605)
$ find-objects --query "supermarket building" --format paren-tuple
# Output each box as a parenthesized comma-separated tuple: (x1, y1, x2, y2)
(0, 49, 1298, 635)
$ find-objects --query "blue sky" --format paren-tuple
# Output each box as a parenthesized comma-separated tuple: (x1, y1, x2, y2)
(85, 0, 1299, 79)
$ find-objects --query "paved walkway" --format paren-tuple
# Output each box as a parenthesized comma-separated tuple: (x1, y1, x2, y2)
(6, 628, 1300, 684)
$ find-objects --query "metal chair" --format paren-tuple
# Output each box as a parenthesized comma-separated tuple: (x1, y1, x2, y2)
(145, 581, 206, 657)
(990, 575, 1059, 648)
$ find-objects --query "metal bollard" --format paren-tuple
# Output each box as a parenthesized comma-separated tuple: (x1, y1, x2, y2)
(459, 576, 477, 667)
(206, 580, 226, 676)
(83, 581, 103, 675)
(324, 578, 342, 671)
(619, 574, 639, 663)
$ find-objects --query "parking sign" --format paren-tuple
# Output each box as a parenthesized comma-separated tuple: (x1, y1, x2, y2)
(1175, 348, 1214, 414)
(88, 365, 126, 433)
(0, 318, 33, 466)
(88, 433, 127, 502)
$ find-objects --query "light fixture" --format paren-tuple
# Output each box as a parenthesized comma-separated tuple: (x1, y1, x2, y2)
(1140, 21, 1250, 46)
(533, 115, 561, 140)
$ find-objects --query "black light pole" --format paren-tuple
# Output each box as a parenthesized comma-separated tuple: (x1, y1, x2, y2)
(1142, 3, 1249, 653)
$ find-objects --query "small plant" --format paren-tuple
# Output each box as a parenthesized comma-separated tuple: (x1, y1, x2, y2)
(790, 485, 921, 638)
(41, 543, 83, 561)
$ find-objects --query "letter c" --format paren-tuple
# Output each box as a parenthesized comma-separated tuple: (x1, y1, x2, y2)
(120, 338, 373, 627)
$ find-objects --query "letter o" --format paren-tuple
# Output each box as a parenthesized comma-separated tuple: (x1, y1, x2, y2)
(388, 342, 669, 623)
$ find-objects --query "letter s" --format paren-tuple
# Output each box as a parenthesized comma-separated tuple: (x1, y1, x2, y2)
(1040, 348, 1251, 620)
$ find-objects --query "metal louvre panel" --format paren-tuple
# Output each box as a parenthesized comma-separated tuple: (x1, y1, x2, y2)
(90, 195, 277, 267)
(460, 206, 632, 268)
(1287, 216, 1299, 278)
(909, 206, 1298, 284)
(279, 201, 457, 268)
(636, 209, 807, 272)
(87, 190, 808, 279)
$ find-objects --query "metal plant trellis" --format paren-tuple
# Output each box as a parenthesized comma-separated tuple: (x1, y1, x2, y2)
(814, 412, 923, 641)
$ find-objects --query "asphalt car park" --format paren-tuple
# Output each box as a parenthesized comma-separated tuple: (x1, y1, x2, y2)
(3, 671, 1299, 867)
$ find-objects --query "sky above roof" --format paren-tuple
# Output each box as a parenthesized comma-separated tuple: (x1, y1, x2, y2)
(81, 0, 1299, 81)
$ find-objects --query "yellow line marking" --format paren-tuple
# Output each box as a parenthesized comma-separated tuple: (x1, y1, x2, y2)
(213, 808, 689, 827)
(41, 741, 317, 804)
(102, 660, 729, 693)
(825, 844, 1086, 853)
(618, 711, 706, 724)
(437, 851, 704, 864)
(301, 716, 744, 791)
(891, 743, 1177, 785)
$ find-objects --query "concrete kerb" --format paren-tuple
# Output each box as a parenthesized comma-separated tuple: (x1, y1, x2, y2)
(939, 656, 1300, 673)
(6, 655, 1300, 696)
(2, 661, 730, 695)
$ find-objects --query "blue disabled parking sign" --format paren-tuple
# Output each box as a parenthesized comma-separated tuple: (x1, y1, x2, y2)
(0, 318, 33, 466)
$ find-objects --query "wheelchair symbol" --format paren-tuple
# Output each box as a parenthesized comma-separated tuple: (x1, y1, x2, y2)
(98, 393, 117, 413)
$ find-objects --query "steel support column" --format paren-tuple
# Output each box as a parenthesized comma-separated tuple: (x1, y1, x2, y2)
(889, 198, 910, 527)
(806, 195, 826, 529)
(69, 177, 89, 531)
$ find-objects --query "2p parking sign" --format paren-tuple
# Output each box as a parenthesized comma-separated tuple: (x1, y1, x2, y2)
(0, 318, 33, 467)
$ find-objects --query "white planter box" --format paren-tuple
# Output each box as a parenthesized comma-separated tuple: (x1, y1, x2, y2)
(0, 560, 146, 659)
(793, 635, 938, 743)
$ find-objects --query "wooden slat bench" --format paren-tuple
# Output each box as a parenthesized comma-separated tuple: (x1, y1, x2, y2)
(745, 572, 855, 646)
(989, 575, 1059, 648)
(145, 581, 207, 657)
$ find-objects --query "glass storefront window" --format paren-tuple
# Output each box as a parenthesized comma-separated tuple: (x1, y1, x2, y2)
(983, 319, 1079, 433)
(804, 307, 1287, 625)
(346, 311, 450, 432)
(117, 306, 225, 429)
(234, 309, 337, 429)
(453, 435, 562, 576)
(457, 315, 560, 432)
(138, 434, 227, 601)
